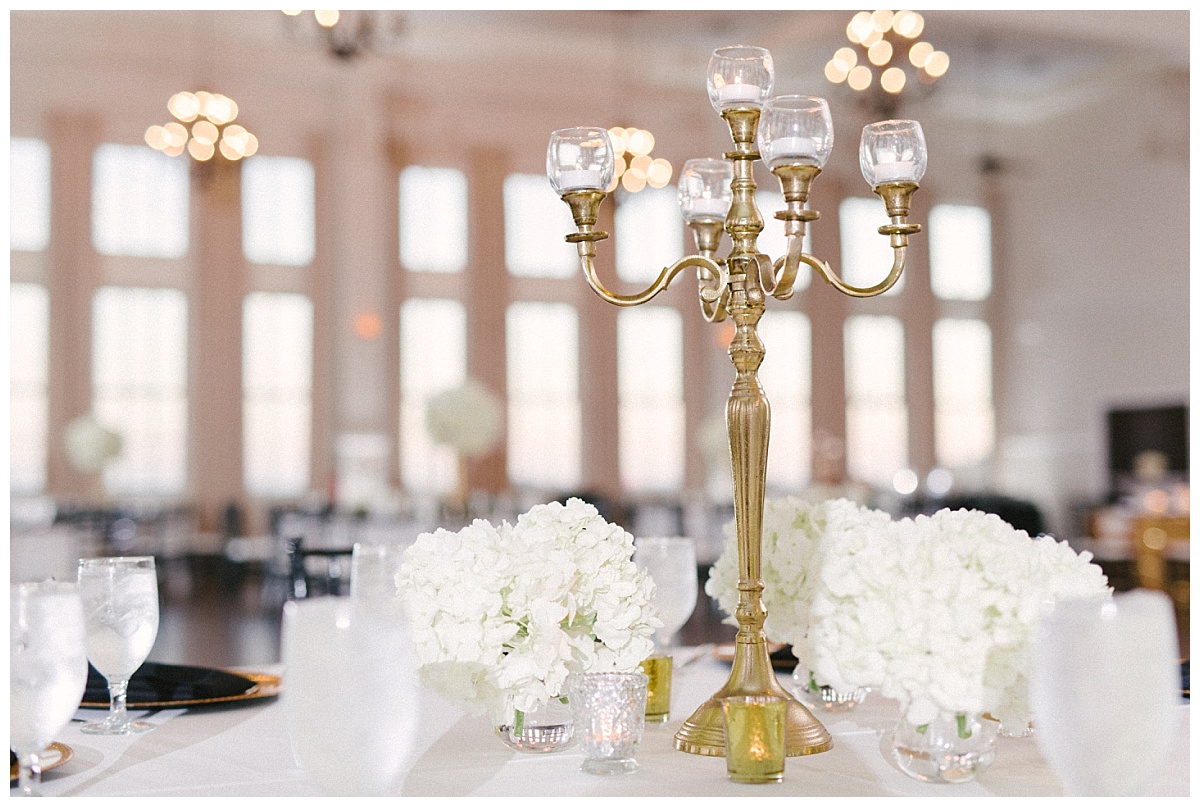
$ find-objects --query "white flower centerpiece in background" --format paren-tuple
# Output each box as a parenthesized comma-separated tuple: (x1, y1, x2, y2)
(424, 378, 503, 459)
(705, 497, 891, 709)
(397, 498, 659, 748)
(707, 498, 1111, 783)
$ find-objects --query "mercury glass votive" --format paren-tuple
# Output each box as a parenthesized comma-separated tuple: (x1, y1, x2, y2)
(723, 695, 787, 784)
(677, 158, 734, 223)
(859, 119, 928, 187)
(639, 654, 672, 722)
(758, 95, 834, 170)
(707, 45, 774, 111)
(567, 672, 649, 775)
(547, 127, 615, 195)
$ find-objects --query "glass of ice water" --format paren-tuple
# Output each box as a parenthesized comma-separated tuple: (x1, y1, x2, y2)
(10, 581, 90, 796)
(634, 536, 698, 649)
(281, 597, 421, 795)
(349, 541, 408, 608)
(77, 556, 160, 735)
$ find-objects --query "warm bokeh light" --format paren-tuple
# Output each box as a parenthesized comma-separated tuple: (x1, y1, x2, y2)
(167, 91, 200, 122)
(621, 171, 647, 193)
(909, 41, 934, 68)
(148, 90, 256, 163)
(282, 9, 303, 16)
(608, 126, 668, 194)
(881, 67, 906, 93)
(353, 311, 383, 341)
(848, 65, 873, 91)
(868, 39, 893, 66)
(191, 120, 219, 145)
(314, 9, 340, 27)
(847, 11, 873, 43)
(828, 10, 944, 102)
(187, 139, 215, 161)
(924, 50, 950, 78)
(647, 158, 672, 188)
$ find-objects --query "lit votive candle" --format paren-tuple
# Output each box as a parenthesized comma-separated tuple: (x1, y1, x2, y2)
(723, 695, 786, 784)
(567, 671, 648, 776)
(556, 169, 606, 191)
(687, 197, 729, 221)
(718, 82, 762, 106)
(870, 161, 918, 184)
(769, 136, 820, 162)
(639, 655, 672, 722)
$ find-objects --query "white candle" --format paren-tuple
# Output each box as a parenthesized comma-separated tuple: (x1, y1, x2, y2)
(769, 136, 820, 160)
(872, 161, 918, 183)
(718, 83, 762, 105)
(557, 169, 605, 191)
(688, 197, 728, 219)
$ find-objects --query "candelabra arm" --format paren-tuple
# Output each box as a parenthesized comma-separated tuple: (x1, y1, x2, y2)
(781, 179, 922, 299)
(579, 251, 720, 308)
(804, 246, 906, 299)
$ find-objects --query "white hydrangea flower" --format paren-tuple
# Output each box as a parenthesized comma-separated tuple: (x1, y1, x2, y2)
(397, 498, 659, 725)
(809, 508, 1111, 726)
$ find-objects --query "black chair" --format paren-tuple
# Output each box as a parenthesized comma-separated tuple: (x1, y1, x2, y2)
(284, 536, 353, 599)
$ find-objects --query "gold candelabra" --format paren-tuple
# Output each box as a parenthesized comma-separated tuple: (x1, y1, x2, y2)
(548, 45, 926, 757)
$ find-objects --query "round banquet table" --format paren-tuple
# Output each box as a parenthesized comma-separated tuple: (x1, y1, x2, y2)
(33, 651, 1190, 797)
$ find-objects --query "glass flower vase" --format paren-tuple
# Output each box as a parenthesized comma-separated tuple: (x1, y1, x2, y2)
(890, 712, 999, 784)
(791, 663, 869, 712)
(494, 697, 574, 753)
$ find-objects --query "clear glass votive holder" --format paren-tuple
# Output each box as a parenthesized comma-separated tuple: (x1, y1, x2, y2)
(723, 695, 787, 784)
(567, 671, 649, 775)
(639, 654, 672, 722)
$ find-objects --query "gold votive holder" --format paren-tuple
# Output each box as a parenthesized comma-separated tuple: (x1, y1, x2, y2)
(639, 654, 672, 722)
(722, 695, 787, 784)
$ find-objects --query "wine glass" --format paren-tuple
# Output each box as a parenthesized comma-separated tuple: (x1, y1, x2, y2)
(1031, 589, 1180, 796)
(77, 556, 160, 735)
(10, 581, 89, 796)
(281, 597, 421, 795)
(634, 536, 698, 649)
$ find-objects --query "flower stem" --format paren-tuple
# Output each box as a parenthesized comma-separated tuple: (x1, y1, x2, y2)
(513, 708, 525, 737)
(956, 713, 972, 739)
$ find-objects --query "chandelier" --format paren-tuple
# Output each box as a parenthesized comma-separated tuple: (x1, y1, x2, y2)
(605, 127, 672, 193)
(824, 10, 948, 116)
(144, 91, 258, 163)
(281, 10, 405, 61)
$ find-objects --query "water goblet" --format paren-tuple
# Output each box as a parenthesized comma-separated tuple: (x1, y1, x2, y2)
(281, 597, 421, 795)
(1031, 589, 1180, 796)
(10, 581, 89, 796)
(633, 536, 698, 650)
(77, 556, 160, 735)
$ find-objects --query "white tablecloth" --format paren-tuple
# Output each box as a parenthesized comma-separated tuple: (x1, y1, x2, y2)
(38, 654, 1190, 797)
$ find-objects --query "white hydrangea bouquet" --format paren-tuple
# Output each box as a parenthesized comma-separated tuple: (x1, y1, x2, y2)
(396, 498, 659, 729)
(707, 499, 1110, 730)
(424, 378, 503, 458)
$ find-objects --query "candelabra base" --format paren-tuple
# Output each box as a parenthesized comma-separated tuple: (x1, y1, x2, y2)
(672, 637, 832, 757)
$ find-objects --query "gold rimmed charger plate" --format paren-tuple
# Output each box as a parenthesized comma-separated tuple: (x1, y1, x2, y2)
(80, 670, 282, 709)
(10, 742, 73, 783)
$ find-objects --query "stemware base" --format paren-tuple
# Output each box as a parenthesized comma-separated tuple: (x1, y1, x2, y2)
(79, 715, 155, 735)
(582, 757, 638, 775)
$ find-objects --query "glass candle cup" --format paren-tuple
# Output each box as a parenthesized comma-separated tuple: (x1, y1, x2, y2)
(758, 95, 835, 170)
(707, 45, 774, 112)
(547, 127, 615, 195)
(723, 695, 787, 784)
(859, 119, 927, 187)
(677, 158, 733, 223)
(567, 671, 649, 775)
(639, 654, 672, 722)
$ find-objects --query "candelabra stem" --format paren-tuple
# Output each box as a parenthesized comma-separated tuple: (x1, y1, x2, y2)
(672, 110, 832, 759)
